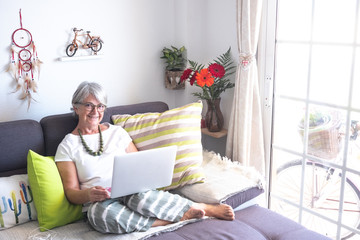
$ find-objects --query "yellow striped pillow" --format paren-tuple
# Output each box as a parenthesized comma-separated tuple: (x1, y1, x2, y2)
(111, 101, 205, 190)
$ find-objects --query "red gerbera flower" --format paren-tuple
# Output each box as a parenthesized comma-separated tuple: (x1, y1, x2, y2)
(208, 63, 225, 78)
(189, 71, 198, 85)
(180, 68, 192, 82)
(196, 68, 214, 87)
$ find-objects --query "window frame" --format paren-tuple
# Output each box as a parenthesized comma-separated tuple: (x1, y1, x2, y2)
(259, 0, 360, 239)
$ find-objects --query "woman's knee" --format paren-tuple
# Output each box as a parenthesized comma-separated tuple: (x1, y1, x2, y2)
(87, 200, 155, 234)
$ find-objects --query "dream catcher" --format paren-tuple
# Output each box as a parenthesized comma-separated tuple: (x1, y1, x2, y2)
(6, 9, 43, 109)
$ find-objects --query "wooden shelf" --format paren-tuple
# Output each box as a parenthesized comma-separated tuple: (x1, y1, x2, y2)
(201, 128, 228, 138)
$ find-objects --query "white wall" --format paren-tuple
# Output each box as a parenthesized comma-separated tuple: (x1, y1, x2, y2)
(181, 0, 238, 127)
(0, 0, 237, 133)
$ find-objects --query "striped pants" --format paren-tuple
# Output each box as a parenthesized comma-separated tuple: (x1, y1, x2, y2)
(87, 190, 192, 234)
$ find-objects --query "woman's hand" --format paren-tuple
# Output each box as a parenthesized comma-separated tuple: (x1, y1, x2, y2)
(87, 186, 110, 202)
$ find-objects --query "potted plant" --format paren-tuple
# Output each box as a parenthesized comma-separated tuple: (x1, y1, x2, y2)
(161, 46, 187, 90)
(180, 48, 236, 132)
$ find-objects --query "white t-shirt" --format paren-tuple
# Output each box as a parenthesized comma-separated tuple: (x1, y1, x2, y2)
(55, 123, 132, 190)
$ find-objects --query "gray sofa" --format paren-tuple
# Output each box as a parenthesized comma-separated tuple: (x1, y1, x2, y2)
(0, 101, 330, 239)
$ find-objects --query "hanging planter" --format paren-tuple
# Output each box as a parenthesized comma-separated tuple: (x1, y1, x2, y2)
(161, 46, 186, 90)
(165, 70, 185, 90)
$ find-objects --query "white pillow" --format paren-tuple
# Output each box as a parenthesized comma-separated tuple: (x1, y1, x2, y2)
(172, 150, 265, 205)
(0, 174, 37, 230)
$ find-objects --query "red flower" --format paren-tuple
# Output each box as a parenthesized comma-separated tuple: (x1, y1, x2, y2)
(181, 69, 192, 82)
(196, 68, 214, 87)
(208, 63, 225, 78)
(189, 71, 198, 85)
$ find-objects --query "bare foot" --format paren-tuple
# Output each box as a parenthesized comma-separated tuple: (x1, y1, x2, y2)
(180, 206, 206, 221)
(193, 203, 235, 221)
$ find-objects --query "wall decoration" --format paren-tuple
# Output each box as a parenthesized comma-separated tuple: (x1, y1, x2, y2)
(6, 9, 43, 109)
(65, 28, 103, 57)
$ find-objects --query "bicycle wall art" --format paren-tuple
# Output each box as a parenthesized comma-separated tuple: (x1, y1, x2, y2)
(66, 28, 104, 57)
(6, 9, 43, 110)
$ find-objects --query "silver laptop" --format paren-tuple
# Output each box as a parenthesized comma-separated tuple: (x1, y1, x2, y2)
(109, 146, 177, 198)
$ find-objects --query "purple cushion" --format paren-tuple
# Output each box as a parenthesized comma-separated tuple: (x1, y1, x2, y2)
(148, 206, 331, 240)
(223, 187, 263, 209)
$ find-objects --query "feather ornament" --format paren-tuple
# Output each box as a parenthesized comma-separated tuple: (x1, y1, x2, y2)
(6, 46, 17, 77)
(12, 83, 22, 93)
(29, 41, 34, 50)
(20, 91, 29, 100)
(17, 60, 22, 76)
(19, 91, 32, 110)
(10, 45, 16, 57)
(31, 41, 43, 77)
(24, 74, 31, 84)
(20, 77, 33, 111)
(30, 80, 38, 93)
(33, 58, 43, 77)
(26, 92, 33, 110)
(5, 62, 17, 78)
(23, 77, 30, 95)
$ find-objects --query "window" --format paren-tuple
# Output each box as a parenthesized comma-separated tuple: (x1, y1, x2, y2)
(262, 0, 360, 239)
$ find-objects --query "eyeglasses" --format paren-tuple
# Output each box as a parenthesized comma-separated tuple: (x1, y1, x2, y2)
(77, 102, 107, 112)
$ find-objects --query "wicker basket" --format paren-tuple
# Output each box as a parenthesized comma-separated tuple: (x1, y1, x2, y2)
(299, 113, 342, 160)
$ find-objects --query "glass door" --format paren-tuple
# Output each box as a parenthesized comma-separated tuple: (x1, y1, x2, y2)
(265, 0, 360, 239)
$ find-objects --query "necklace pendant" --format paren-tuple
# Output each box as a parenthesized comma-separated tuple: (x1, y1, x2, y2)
(78, 125, 104, 156)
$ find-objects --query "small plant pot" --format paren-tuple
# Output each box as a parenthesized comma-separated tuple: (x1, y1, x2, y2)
(165, 71, 185, 90)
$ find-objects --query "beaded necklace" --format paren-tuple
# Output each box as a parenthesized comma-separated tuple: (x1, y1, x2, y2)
(78, 125, 104, 156)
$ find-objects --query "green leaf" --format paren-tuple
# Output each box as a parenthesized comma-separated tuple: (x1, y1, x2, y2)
(161, 46, 187, 70)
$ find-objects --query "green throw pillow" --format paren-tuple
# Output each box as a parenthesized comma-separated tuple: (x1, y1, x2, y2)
(112, 101, 206, 190)
(27, 150, 83, 231)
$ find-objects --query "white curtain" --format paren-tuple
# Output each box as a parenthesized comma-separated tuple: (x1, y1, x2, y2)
(226, 0, 265, 175)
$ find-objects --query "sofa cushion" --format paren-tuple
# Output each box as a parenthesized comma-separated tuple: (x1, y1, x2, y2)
(234, 205, 331, 240)
(27, 150, 83, 231)
(171, 150, 264, 209)
(148, 206, 331, 240)
(112, 101, 205, 190)
(0, 120, 45, 177)
(148, 212, 269, 240)
(0, 174, 37, 230)
(0, 206, 331, 240)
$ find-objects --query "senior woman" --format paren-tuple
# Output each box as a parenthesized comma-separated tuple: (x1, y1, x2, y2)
(55, 81, 234, 234)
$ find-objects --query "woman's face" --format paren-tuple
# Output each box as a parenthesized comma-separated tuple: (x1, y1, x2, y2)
(74, 94, 105, 128)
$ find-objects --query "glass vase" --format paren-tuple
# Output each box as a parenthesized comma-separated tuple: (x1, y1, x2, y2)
(205, 98, 224, 132)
